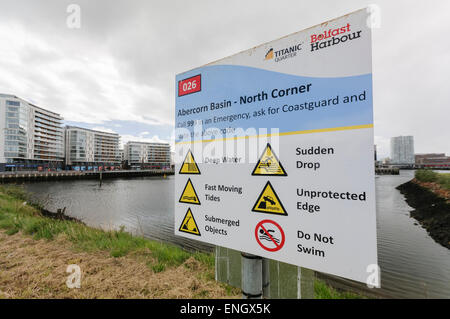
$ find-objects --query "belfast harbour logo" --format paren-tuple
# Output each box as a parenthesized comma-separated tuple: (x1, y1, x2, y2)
(264, 42, 303, 63)
(310, 23, 363, 52)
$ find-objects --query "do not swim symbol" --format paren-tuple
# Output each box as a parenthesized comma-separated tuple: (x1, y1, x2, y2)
(255, 220, 285, 252)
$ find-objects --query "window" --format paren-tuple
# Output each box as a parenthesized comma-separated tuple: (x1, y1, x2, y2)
(6, 100, 20, 106)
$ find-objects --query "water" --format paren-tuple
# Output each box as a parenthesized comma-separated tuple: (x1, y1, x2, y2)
(23, 172, 450, 299)
(24, 176, 212, 252)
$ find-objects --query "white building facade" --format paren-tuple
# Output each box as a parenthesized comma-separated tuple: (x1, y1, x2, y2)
(124, 141, 171, 169)
(0, 94, 64, 171)
(65, 126, 121, 170)
(390, 136, 415, 165)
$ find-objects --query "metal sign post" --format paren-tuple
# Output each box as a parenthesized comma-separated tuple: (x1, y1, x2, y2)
(241, 253, 263, 299)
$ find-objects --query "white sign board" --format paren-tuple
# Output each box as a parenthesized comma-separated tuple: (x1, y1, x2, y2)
(175, 9, 377, 284)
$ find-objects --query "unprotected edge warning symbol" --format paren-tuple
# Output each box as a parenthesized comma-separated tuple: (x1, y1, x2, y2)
(179, 178, 201, 205)
(179, 208, 201, 236)
(179, 150, 201, 175)
(252, 144, 287, 176)
(255, 220, 285, 252)
(252, 181, 288, 216)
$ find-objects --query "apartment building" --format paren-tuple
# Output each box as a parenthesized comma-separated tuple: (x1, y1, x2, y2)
(65, 126, 121, 170)
(0, 94, 64, 171)
(124, 141, 171, 170)
(390, 136, 415, 165)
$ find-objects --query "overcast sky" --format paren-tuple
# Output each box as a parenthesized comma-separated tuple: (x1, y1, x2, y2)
(0, 0, 448, 158)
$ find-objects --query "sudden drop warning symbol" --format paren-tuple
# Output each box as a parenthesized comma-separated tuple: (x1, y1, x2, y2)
(252, 143, 287, 176)
(179, 208, 201, 236)
(252, 181, 287, 216)
(179, 178, 201, 205)
(179, 150, 201, 175)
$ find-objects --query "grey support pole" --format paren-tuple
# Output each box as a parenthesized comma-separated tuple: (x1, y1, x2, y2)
(262, 258, 270, 298)
(241, 252, 263, 299)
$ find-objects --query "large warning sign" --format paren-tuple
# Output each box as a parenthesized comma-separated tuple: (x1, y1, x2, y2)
(175, 9, 378, 284)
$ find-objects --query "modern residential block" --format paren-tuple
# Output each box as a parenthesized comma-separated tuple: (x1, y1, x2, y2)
(65, 126, 121, 170)
(0, 94, 64, 171)
(390, 136, 415, 165)
(124, 141, 171, 170)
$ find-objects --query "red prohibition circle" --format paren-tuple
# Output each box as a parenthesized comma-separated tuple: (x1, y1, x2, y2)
(255, 219, 285, 252)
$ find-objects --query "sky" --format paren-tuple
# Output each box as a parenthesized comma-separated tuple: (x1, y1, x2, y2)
(0, 0, 448, 158)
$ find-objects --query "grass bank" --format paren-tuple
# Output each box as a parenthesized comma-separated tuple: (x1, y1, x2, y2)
(0, 185, 365, 299)
(414, 170, 450, 198)
(397, 170, 450, 249)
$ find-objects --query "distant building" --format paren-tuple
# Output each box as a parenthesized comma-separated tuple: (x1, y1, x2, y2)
(124, 141, 171, 170)
(390, 136, 415, 165)
(65, 126, 121, 170)
(415, 153, 450, 168)
(0, 94, 64, 171)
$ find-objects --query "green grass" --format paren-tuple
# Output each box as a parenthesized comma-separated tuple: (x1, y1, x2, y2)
(314, 279, 366, 299)
(436, 173, 450, 190)
(415, 169, 450, 190)
(0, 185, 214, 273)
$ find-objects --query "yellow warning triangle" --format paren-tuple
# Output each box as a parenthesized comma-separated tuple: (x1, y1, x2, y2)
(179, 150, 201, 175)
(179, 178, 201, 205)
(179, 208, 201, 236)
(252, 181, 287, 216)
(252, 144, 287, 176)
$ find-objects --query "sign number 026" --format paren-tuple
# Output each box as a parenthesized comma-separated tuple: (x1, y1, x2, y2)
(178, 74, 201, 97)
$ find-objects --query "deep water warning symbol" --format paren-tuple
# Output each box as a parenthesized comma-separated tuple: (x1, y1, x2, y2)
(179, 208, 201, 236)
(179, 178, 201, 205)
(252, 144, 287, 176)
(179, 150, 201, 175)
(252, 181, 287, 216)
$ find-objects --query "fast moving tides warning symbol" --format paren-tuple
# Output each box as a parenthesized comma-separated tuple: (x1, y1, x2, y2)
(179, 178, 201, 205)
(252, 144, 287, 176)
(255, 220, 285, 252)
(179, 150, 201, 175)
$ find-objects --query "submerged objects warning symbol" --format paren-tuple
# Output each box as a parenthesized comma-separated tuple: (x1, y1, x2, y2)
(252, 143, 287, 176)
(179, 208, 201, 236)
(179, 150, 201, 175)
(255, 220, 285, 252)
(252, 181, 287, 216)
(179, 178, 201, 205)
